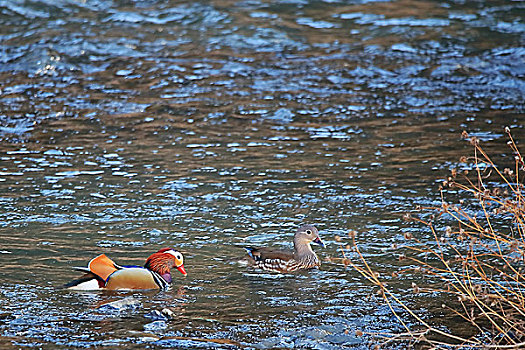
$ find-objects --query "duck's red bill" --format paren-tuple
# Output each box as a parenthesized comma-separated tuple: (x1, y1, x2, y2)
(177, 265, 187, 276)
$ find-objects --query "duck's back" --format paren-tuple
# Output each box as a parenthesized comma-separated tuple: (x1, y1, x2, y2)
(245, 247, 305, 273)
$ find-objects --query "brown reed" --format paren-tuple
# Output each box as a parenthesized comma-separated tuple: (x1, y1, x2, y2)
(341, 128, 525, 348)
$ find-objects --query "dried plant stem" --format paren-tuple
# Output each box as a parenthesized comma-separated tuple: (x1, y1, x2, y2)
(344, 129, 525, 348)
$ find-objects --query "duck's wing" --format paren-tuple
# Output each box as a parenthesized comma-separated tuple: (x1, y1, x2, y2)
(88, 254, 119, 281)
(65, 254, 119, 290)
(243, 247, 302, 272)
(245, 247, 294, 263)
(64, 272, 105, 290)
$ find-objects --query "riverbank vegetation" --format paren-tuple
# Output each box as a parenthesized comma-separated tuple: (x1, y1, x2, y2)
(343, 128, 525, 348)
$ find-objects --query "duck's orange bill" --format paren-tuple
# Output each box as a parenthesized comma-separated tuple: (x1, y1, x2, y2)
(177, 264, 187, 276)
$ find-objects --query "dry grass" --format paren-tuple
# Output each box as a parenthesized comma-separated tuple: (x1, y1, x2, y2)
(341, 128, 525, 348)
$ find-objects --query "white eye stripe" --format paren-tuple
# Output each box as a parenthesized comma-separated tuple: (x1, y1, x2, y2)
(166, 250, 180, 258)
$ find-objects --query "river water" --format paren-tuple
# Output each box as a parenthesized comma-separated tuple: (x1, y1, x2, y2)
(0, 0, 524, 348)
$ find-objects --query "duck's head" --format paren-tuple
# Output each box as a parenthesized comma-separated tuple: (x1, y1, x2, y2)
(294, 224, 325, 248)
(145, 248, 187, 278)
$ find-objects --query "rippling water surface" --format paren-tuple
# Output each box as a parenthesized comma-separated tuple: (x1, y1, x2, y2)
(0, 0, 524, 348)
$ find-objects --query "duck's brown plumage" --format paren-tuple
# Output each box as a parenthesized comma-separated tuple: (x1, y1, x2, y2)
(247, 248, 294, 261)
(243, 224, 324, 273)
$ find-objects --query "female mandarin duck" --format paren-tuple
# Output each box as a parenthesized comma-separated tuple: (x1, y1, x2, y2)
(65, 248, 187, 290)
(243, 224, 325, 273)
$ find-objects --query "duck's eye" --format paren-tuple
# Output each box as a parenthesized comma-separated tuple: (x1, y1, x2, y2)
(176, 253, 182, 260)
(305, 230, 312, 235)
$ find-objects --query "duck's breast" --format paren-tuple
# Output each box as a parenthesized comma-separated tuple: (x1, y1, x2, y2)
(104, 267, 159, 290)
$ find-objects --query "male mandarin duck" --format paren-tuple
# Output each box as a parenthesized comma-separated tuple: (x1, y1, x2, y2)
(242, 224, 325, 273)
(65, 248, 187, 290)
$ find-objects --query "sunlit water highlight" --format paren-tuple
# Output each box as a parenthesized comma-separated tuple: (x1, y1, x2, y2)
(0, 0, 524, 348)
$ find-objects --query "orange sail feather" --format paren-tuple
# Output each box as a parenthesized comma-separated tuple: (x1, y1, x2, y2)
(88, 254, 118, 281)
